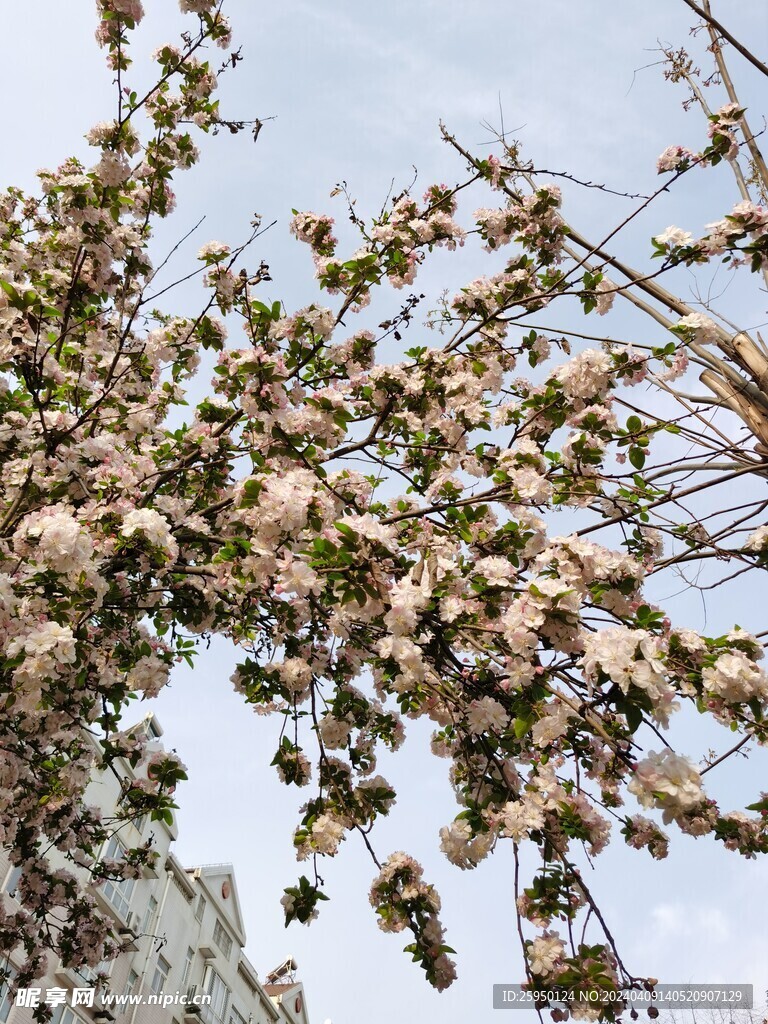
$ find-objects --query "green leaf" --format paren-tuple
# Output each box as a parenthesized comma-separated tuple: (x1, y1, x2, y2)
(0, 280, 22, 307)
(513, 715, 533, 739)
(628, 447, 646, 470)
(335, 522, 359, 543)
(625, 703, 643, 734)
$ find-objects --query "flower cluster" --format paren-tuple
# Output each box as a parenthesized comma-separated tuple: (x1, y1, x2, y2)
(369, 853, 456, 990)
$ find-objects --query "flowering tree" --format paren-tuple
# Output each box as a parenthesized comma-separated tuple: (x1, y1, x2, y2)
(1, 0, 767, 1017)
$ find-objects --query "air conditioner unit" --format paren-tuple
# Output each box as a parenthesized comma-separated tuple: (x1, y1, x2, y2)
(117, 912, 140, 951)
(123, 911, 141, 933)
(184, 985, 203, 1018)
(90, 995, 116, 1024)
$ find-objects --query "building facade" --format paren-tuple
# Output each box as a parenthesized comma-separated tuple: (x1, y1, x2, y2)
(0, 716, 310, 1024)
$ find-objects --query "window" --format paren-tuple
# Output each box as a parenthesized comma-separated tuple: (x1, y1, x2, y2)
(0, 964, 17, 1024)
(142, 896, 158, 936)
(132, 718, 161, 743)
(122, 807, 147, 835)
(181, 948, 195, 990)
(150, 955, 171, 997)
(122, 969, 140, 1013)
(201, 966, 229, 1024)
(118, 791, 146, 836)
(53, 1009, 88, 1024)
(120, 970, 140, 1016)
(100, 836, 136, 920)
(3, 867, 21, 900)
(212, 920, 232, 959)
(195, 894, 206, 923)
(76, 958, 111, 986)
(229, 1008, 247, 1024)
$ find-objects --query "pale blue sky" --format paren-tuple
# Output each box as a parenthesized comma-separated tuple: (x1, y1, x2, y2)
(2, 2, 768, 1022)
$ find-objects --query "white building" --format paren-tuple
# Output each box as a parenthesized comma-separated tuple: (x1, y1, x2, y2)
(0, 716, 311, 1024)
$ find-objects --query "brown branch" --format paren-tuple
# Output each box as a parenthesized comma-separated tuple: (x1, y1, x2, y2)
(680, 0, 768, 80)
